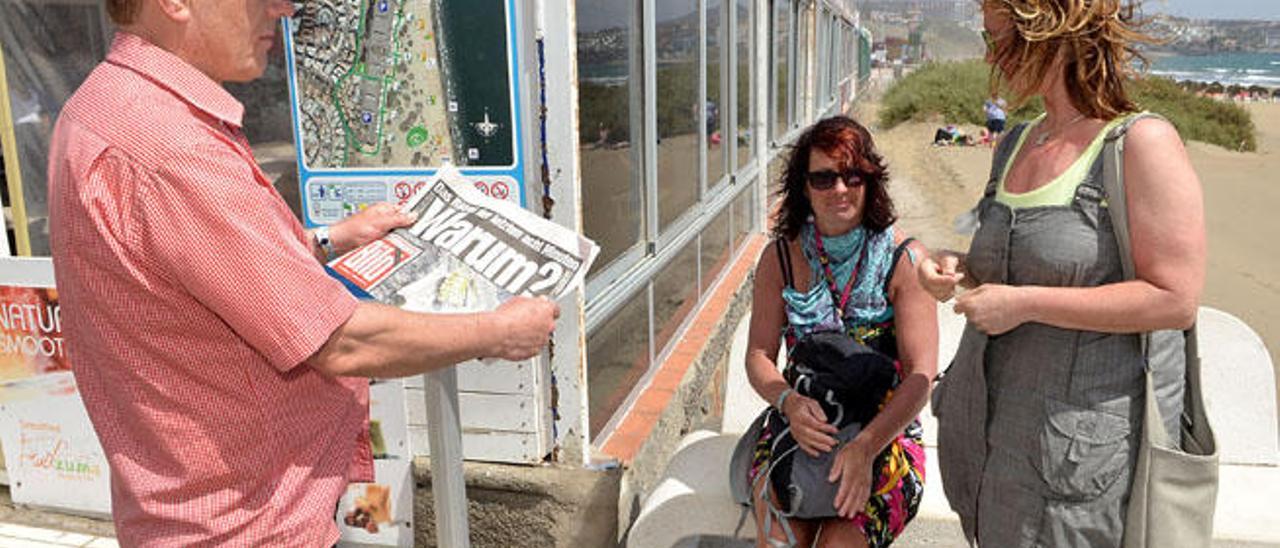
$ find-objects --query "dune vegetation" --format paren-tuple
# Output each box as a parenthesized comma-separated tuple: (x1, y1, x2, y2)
(879, 59, 1257, 152)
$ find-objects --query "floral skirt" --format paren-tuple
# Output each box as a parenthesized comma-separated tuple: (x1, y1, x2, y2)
(748, 419, 926, 548)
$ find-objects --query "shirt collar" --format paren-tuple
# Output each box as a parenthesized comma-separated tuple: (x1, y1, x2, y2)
(105, 32, 245, 130)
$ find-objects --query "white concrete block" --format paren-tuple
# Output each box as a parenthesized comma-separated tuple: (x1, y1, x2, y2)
(935, 301, 967, 376)
(723, 314, 768, 436)
(628, 431, 750, 548)
(1197, 307, 1279, 466)
(1213, 463, 1280, 544)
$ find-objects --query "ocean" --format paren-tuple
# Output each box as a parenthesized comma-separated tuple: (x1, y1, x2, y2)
(1149, 51, 1280, 88)
(437, 0, 514, 166)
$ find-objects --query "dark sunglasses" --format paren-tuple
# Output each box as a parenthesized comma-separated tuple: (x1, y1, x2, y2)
(806, 169, 865, 191)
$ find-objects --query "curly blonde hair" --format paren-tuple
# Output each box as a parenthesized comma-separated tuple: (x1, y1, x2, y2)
(984, 0, 1158, 120)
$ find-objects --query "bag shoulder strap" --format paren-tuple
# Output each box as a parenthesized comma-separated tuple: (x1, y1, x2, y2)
(774, 238, 795, 290)
(883, 236, 918, 295)
(984, 122, 1030, 198)
(1101, 112, 1169, 357)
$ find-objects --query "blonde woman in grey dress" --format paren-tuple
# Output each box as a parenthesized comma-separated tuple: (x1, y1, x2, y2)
(918, 0, 1206, 546)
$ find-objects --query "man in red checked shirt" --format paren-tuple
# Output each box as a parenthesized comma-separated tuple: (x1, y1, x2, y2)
(45, 1, 558, 545)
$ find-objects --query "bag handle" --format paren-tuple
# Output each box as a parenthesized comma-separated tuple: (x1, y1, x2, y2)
(1101, 112, 1169, 359)
(1103, 113, 1209, 449)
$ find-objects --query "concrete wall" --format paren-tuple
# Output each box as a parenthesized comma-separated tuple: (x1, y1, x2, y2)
(412, 458, 621, 547)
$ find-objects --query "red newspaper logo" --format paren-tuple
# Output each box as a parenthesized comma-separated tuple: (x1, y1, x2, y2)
(331, 235, 421, 289)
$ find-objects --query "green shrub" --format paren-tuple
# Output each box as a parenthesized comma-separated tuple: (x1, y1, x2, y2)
(878, 60, 1041, 128)
(879, 60, 1257, 152)
(1129, 77, 1256, 152)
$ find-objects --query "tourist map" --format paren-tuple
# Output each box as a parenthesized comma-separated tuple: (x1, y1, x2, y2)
(284, 0, 524, 226)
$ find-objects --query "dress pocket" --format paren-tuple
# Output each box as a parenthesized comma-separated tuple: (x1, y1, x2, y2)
(1036, 398, 1132, 501)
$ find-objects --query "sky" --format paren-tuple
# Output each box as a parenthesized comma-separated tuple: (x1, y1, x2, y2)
(1145, 0, 1279, 21)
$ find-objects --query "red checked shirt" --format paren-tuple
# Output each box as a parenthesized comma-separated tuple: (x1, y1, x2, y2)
(47, 33, 372, 547)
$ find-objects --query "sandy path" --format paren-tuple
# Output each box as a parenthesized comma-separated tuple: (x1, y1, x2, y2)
(1195, 103, 1280, 377)
(863, 100, 1280, 400)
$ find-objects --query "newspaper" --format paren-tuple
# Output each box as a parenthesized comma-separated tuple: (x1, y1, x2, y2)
(328, 166, 598, 313)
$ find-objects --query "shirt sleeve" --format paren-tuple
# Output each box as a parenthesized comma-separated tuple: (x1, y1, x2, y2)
(133, 143, 358, 372)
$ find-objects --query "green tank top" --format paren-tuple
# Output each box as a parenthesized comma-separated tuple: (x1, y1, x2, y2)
(996, 115, 1129, 208)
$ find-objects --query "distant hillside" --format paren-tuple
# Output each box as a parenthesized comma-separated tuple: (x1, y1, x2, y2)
(921, 19, 983, 61)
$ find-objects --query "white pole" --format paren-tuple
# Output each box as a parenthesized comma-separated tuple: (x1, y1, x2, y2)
(423, 368, 470, 547)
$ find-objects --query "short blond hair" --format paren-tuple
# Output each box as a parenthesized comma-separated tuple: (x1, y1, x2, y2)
(105, 0, 141, 25)
(984, 0, 1158, 120)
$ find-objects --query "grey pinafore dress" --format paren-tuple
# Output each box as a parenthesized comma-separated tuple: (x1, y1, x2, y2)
(933, 119, 1188, 547)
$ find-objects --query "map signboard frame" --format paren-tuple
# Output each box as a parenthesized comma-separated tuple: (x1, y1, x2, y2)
(282, 0, 529, 228)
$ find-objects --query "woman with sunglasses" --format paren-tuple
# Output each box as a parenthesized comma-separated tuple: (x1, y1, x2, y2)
(921, 1, 1205, 546)
(744, 116, 938, 548)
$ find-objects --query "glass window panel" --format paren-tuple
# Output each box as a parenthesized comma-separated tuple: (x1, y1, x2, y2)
(656, 0, 699, 232)
(700, 204, 732, 293)
(733, 182, 755, 249)
(652, 238, 698, 357)
(771, 0, 790, 140)
(829, 17, 838, 99)
(577, 0, 642, 276)
(705, 0, 726, 189)
(767, 153, 787, 208)
(816, 14, 826, 106)
(828, 17, 837, 100)
(795, 3, 809, 126)
(735, 0, 752, 170)
(0, 2, 112, 256)
(587, 289, 651, 438)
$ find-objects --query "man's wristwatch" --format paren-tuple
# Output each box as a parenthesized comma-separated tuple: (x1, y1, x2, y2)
(313, 225, 335, 258)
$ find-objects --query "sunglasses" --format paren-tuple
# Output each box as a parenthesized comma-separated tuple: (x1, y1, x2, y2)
(806, 169, 865, 191)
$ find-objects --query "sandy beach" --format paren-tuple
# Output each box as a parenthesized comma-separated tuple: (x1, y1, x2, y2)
(861, 101, 1280, 400)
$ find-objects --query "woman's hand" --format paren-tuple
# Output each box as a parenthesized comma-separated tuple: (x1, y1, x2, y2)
(782, 393, 839, 457)
(917, 250, 965, 302)
(953, 283, 1029, 335)
(828, 439, 874, 519)
(330, 202, 418, 254)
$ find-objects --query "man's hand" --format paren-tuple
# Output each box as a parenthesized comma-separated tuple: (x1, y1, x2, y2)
(917, 249, 965, 302)
(782, 393, 839, 457)
(330, 203, 417, 255)
(487, 296, 560, 361)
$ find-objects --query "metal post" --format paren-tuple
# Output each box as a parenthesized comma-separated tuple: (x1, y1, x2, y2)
(423, 368, 470, 547)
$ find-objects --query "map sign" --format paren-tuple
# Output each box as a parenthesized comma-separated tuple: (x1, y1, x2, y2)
(284, 0, 525, 226)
